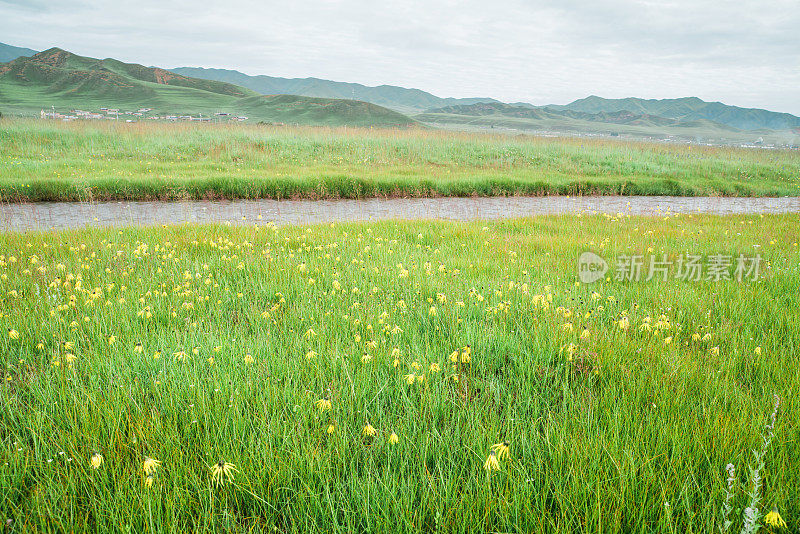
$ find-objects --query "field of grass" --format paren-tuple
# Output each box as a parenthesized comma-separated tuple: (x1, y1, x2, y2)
(1, 120, 799, 202)
(0, 214, 798, 532)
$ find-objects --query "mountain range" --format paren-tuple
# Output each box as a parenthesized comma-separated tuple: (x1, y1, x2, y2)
(0, 47, 415, 127)
(0, 42, 36, 63)
(547, 96, 800, 131)
(1, 41, 799, 137)
(170, 67, 800, 132)
(170, 67, 500, 114)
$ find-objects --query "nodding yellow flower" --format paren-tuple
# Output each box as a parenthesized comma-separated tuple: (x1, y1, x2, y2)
(192, 347, 200, 356)
(764, 506, 787, 528)
(327, 424, 336, 434)
(36, 342, 44, 350)
(8, 329, 19, 340)
(663, 336, 673, 345)
(491, 441, 510, 460)
(403, 373, 416, 385)
(305, 350, 317, 360)
(244, 353, 254, 364)
(710, 346, 720, 356)
(692, 332, 701, 341)
(389, 431, 399, 444)
(134, 342, 143, 353)
(361, 353, 373, 363)
(580, 328, 590, 340)
(210, 460, 237, 485)
(617, 317, 630, 331)
(754, 346, 762, 355)
(108, 335, 116, 345)
(484, 450, 500, 471)
(304, 328, 316, 339)
(428, 306, 437, 316)
(315, 399, 332, 411)
(153, 350, 161, 360)
(429, 363, 440, 373)
(560, 323, 574, 333)
(63, 341, 74, 350)
(90, 452, 104, 469)
(143, 457, 161, 476)
(145, 475, 154, 488)
(363, 423, 377, 437)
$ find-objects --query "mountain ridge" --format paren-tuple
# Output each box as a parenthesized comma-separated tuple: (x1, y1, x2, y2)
(0, 42, 797, 132)
(0, 42, 37, 63)
(550, 96, 800, 131)
(170, 66, 500, 114)
(0, 48, 417, 127)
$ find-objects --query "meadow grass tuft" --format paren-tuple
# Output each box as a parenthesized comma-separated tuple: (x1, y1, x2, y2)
(1, 119, 799, 202)
(0, 213, 798, 532)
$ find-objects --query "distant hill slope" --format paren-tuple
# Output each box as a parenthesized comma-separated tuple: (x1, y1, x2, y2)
(425, 102, 703, 128)
(170, 67, 499, 113)
(0, 48, 417, 127)
(414, 101, 797, 144)
(0, 42, 37, 63)
(549, 96, 800, 131)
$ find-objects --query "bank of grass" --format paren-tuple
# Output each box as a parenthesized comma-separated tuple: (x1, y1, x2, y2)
(0, 214, 798, 532)
(1, 119, 799, 201)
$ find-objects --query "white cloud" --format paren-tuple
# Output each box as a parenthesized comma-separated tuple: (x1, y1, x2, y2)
(1, 0, 798, 114)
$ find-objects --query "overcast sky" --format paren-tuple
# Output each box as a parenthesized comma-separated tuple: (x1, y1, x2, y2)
(2, 0, 799, 114)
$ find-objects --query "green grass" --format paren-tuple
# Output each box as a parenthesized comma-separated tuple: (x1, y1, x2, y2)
(1, 120, 799, 202)
(0, 214, 798, 532)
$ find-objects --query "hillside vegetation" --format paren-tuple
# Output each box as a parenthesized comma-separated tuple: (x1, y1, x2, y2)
(0, 49, 416, 128)
(1, 120, 798, 202)
(417, 102, 800, 146)
(171, 66, 499, 114)
(550, 96, 800, 131)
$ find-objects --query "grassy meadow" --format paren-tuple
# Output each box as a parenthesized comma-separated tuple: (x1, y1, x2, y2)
(0, 214, 798, 532)
(1, 119, 799, 202)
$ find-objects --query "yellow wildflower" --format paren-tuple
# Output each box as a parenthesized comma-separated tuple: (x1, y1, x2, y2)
(143, 457, 161, 476)
(210, 460, 237, 485)
(764, 506, 786, 528)
(491, 441, 510, 460)
(484, 450, 500, 471)
(90, 452, 104, 469)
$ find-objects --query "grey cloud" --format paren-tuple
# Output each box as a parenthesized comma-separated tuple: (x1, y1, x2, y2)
(0, 0, 798, 114)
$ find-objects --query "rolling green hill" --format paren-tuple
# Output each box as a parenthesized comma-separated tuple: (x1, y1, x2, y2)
(0, 42, 37, 63)
(549, 96, 800, 131)
(0, 48, 417, 127)
(415, 102, 800, 145)
(170, 66, 500, 113)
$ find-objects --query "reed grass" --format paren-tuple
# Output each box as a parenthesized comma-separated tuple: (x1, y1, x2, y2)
(2, 120, 798, 202)
(0, 213, 797, 532)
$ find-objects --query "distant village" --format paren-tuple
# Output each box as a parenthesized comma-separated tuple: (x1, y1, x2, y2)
(40, 107, 248, 123)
